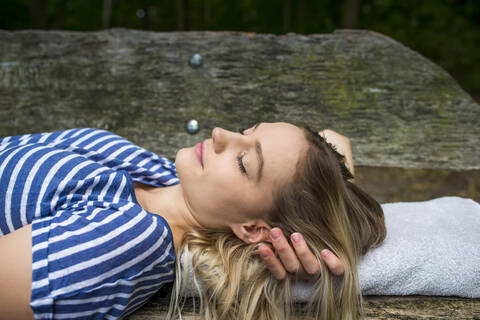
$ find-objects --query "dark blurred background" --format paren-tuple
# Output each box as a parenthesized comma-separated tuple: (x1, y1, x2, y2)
(1, 0, 479, 103)
(1, 0, 478, 203)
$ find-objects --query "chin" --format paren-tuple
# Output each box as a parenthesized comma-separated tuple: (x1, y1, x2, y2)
(174, 147, 197, 181)
(174, 148, 187, 174)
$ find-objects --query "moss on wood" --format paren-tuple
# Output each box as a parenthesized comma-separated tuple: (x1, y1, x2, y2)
(0, 29, 478, 169)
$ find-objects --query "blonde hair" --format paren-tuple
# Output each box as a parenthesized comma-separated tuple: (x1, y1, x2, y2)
(168, 126, 386, 320)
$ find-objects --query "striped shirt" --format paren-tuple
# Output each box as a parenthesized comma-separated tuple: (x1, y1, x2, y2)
(0, 128, 178, 319)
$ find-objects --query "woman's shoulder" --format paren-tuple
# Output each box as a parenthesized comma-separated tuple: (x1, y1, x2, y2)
(0, 127, 178, 186)
(0, 127, 112, 150)
(29, 194, 175, 318)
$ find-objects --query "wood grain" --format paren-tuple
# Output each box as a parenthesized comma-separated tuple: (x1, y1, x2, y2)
(0, 29, 478, 169)
(125, 289, 480, 319)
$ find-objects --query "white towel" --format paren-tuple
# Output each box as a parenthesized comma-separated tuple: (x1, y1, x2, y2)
(181, 196, 480, 300)
(358, 196, 480, 298)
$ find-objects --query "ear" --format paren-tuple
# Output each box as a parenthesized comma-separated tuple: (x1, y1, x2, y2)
(230, 220, 272, 244)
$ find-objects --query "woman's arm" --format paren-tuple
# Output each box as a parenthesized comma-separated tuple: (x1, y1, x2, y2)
(319, 129, 355, 179)
(0, 224, 34, 319)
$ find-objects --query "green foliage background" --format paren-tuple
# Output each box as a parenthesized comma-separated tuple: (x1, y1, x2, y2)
(1, 0, 479, 102)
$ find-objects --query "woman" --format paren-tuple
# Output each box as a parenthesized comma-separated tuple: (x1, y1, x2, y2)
(0, 122, 385, 319)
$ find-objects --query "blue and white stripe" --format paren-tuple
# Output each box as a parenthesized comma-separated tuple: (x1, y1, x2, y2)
(0, 128, 178, 319)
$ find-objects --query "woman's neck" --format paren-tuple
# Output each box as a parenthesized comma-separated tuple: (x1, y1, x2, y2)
(133, 182, 201, 255)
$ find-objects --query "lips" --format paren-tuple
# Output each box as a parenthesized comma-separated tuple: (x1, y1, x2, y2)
(194, 141, 204, 168)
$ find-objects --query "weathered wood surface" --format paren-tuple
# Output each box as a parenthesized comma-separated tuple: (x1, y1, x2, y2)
(356, 166, 480, 203)
(0, 28, 478, 169)
(126, 288, 480, 319)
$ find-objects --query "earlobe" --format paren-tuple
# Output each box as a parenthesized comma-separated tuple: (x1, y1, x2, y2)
(231, 221, 272, 244)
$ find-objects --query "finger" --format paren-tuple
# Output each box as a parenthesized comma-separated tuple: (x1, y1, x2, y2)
(321, 249, 345, 276)
(259, 244, 287, 280)
(269, 228, 301, 274)
(291, 233, 321, 277)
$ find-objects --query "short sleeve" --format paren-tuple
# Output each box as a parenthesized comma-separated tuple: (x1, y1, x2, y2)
(29, 201, 175, 319)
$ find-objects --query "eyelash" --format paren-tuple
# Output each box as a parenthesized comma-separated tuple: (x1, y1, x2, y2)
(237, 153, 247, 175)
(237, 128, 247, 175)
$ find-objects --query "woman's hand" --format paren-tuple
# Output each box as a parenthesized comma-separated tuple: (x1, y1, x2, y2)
(259, 228, 345, 281)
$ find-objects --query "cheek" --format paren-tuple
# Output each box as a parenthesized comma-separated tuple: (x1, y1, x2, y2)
(204, 172, 238, 203)
(203, 172, 246, 211)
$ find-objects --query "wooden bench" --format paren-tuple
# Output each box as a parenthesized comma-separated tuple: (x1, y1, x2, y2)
(0, 28, 478, 319)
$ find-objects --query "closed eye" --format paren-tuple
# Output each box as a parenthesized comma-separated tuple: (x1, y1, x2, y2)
(237, 153, 247, 175)
(237, 128, 248, 176)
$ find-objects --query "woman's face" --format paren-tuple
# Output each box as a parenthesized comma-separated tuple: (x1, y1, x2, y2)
(175, 122, 308, 234)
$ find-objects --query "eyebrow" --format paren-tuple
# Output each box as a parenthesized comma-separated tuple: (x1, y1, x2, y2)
(252, 123, 264, 183)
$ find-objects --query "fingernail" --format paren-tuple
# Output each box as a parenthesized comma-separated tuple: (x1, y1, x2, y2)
(270, 229, 281, 241)
(321, 250, 329, 258)
(291, 233, 302, 244)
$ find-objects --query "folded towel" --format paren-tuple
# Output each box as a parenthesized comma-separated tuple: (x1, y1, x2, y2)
(359, 196, 480, 298)
(181, 196, 480, 300)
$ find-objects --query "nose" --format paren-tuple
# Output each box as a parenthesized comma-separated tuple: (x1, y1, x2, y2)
(212, 127, 245, 153)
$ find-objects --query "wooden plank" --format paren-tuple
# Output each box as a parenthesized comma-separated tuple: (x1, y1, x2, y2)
(354, 166, 480, 204)
(0, 29, 478, 169)
(125, 292, 480, 319)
